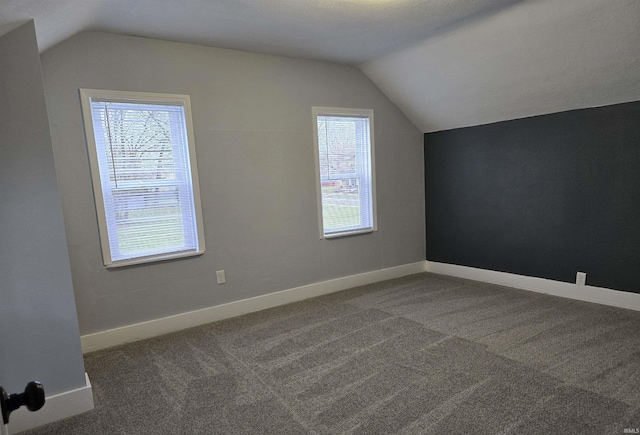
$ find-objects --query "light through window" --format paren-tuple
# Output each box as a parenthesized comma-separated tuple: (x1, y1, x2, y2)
(80, 89, 205, 267)
(313, 107, 377, 238)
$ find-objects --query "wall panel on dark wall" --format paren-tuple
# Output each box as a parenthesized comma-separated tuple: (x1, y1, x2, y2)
(424, 101, 640, 294)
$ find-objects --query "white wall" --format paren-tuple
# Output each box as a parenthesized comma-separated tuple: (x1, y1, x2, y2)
(0, 21, 86, 396)
(40, 32, 424, 335)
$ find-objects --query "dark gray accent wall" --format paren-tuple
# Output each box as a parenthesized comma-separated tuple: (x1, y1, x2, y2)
(0, 21, 86, 394)
(425, 101, 640, 294)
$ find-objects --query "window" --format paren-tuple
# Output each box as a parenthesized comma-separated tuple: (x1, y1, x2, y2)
(312, 107, 377, 238)
(80, 89, 205, 267)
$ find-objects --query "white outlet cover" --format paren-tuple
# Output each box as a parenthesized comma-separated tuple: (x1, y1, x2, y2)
(576, 272, 586, 286)
(216, 270, 225, 284)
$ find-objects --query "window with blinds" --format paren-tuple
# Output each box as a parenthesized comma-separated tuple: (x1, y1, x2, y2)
(80, 89, 205, 267)
(312, 107, 377, 238)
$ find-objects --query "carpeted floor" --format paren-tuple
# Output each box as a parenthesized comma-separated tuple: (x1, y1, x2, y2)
(21, 273, 640, 434)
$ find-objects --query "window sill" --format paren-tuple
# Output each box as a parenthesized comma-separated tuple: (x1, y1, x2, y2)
(105, 249, 205, 268)
(323, 228, 375, 239)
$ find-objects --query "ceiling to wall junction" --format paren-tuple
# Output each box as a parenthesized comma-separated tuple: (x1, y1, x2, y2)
(361, 0, 640, 132)
(1, 0, 638, 132)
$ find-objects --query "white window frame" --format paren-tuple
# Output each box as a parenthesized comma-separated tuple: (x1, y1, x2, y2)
(312, 106, 377, 239)
(79, 89, 206, 267)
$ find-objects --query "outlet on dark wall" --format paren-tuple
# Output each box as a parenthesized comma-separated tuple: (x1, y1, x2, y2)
(424, 101, 640, 294)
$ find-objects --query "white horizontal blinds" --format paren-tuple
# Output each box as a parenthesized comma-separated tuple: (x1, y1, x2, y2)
(317, 114, 373, 235)
(90, 100, 198, 262)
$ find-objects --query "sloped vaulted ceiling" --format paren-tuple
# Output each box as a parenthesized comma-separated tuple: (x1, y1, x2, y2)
(0, 0, 528, 61)
(1, 0, 638, 132)
(361, 0, 640, 132)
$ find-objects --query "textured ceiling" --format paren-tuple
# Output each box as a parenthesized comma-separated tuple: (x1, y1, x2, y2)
(1, 0, 638, 132)
(362, 0, 640, 132)
(1, 0, 526, 62)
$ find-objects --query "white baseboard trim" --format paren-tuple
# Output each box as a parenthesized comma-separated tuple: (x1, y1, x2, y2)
(81, 261, 427, 354)
(425, 261, 640, 312)
(8, 373, 94, 434)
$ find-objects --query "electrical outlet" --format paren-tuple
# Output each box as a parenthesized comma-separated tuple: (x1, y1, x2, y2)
(576, 272, 586, 286)
(216, 270, 226, 284)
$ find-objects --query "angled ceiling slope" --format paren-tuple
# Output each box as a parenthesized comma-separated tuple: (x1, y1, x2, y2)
(1, 0, 638, 132)
(362, 0, 640, 132)
(1, 0, 526, 63)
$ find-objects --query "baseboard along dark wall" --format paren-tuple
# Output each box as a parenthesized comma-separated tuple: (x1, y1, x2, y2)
(424, 100, 640, 294)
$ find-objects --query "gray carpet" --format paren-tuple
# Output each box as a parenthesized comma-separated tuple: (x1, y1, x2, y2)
(21, 273, 640, 434)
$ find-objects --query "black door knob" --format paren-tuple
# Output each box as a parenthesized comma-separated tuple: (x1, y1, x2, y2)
(1, 381, 45, 424)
